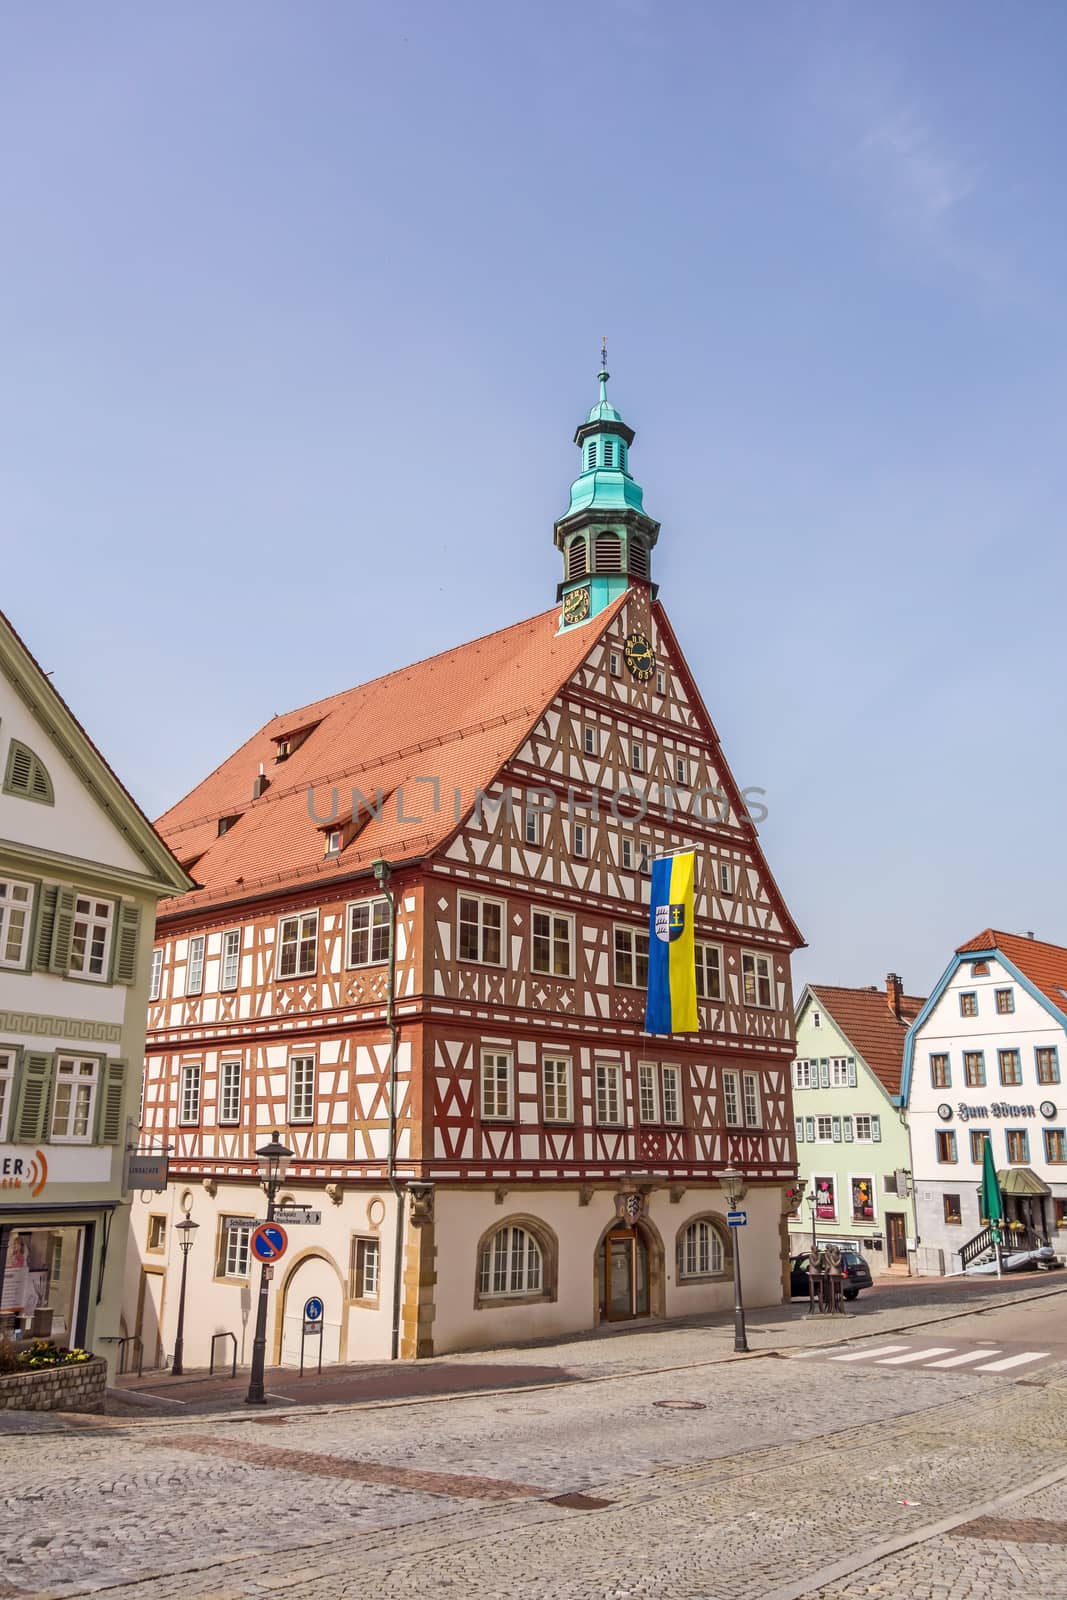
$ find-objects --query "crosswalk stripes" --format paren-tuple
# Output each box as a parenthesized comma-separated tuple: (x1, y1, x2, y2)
(790, 1340, 1053, 1377)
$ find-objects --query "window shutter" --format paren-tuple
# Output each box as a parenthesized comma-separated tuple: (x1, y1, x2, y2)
(4, 740, 54, 803)
(113, 903, 141, 985)
(50, 888, 76, 973)
(843, 1115, 854, 1142)
(847, 1057, 857, 1087)
(14, 1052, 53, 1143)
(872, 1115, 882, 1143)
(805, 1117, 815, 1143)
(819, 1059, 829, 1088)
(832, 1116, 842, 1143)
(795, 1116, 805, 1143)
(33, 885, 59, 970)
(95, 1059, 127, 1144)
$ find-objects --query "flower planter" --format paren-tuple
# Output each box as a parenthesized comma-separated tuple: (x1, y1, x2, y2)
(0, 1355, 107, 1413)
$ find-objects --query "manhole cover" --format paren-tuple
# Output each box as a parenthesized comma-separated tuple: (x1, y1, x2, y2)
(954, 1517, 1067, 1545)
(547, 1492, 615, 1511)
(653, 1399, 707, 1411)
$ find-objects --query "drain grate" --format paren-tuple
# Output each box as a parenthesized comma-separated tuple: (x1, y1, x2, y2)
(653, 1399, 707, 1411)
(547, 1492, 615, 1511)
(954, 1517, 1067, 1545)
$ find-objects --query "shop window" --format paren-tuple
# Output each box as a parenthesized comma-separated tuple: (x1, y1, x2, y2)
(1, 1226, 83, 1345)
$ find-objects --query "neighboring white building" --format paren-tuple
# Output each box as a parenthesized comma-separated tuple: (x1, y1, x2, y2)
(903, 928, 1067, 1275)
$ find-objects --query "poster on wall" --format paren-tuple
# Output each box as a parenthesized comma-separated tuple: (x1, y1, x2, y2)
(0, 1233, 35, 1314)
(814, 1176, 836, 1221)
(851, 1176, 874, 1223)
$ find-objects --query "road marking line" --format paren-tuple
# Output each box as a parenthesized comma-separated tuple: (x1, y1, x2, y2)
(927, 1349, 1002, 1368)
(875, 1347, 955, 1365)
(827, 1345, 910, 1362)
(974, 1351, 1050, 1372)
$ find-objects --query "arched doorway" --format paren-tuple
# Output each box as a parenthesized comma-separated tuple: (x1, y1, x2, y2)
(278, 1253, 343, 1367)
(597, 1223, 651, 1322)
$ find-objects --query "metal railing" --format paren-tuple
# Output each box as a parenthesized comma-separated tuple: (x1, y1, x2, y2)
(116, 1335, 143, 1378)
(210, 1331, 238, 1379)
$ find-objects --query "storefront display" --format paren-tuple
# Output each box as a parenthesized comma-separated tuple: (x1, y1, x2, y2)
(0, 1225, 85, 1344)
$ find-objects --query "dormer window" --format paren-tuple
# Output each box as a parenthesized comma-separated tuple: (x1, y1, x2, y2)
(324, 828, 342, 856)
(217, 815, 240, 838)
(271, 721, 320, 763)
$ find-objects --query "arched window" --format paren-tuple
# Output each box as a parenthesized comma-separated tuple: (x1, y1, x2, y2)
(679, 1217, 728, 1279)
(566, 535, 588, 580)
(478, 1223, 543, 1298)
(585, 440, 597, 471)
(628, 539, 649, 579)
(595, 531, 622, 573)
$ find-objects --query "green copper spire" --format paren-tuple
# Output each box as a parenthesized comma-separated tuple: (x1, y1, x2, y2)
(554, 352, 661, 630)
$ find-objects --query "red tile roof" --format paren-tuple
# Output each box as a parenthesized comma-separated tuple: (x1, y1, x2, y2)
(956, 929, 1067, 1017)
(156, 600, 628, 916)
(806, 983, 926, 1097)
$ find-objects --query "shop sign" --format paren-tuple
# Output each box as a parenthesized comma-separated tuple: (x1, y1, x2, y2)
(125, 1151, 169, 1192)
(0, 1147, 48, 1198)
(958, 1102, 1037, 1121)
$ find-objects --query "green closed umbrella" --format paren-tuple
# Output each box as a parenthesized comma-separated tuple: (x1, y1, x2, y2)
(978, 1135, 1004, 1276)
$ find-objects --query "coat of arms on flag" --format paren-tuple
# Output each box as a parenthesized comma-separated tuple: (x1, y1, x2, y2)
(654, 903, 686, 942)
(645, 853, 698, 1034)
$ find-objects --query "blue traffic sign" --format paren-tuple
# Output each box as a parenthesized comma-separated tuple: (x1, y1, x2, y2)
(726, 1210, 747, 1227)
(303, 1296, 324, 1323)
(250, 1222, 288, 1262)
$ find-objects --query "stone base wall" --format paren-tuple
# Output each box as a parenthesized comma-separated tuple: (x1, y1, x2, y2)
(0, 1356, 107, 1413)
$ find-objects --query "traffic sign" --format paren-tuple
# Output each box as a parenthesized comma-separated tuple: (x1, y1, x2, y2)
(274, 1207, 322, 1226)
(726, 1210, 747, 1227)
(303, 1296, 324, 1323)
(250, 1222, 288, 1262)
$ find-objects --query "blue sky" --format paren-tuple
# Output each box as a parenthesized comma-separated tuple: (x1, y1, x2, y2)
(3, 2, 1066, 995)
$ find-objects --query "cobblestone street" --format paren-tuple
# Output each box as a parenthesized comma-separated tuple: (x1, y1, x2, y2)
(6, 1287, 1067, 1600)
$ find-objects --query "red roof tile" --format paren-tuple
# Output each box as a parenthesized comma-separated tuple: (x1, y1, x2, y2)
(156, 600, 628, 915)
(956, 929, 1067, 1018)
(806, 982, 926, 1097)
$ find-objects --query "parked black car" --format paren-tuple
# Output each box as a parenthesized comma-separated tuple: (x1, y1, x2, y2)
(789, 1250, 873, 1301)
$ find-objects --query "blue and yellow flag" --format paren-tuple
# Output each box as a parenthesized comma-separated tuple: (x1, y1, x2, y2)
(645, 851, 698, 1033)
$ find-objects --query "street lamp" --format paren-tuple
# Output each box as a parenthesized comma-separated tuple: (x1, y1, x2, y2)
(806, 1189, 818, 1251)
(720, 1167, 749, 1354)
(245, 1130, 293, 1406)
(170, 1216, 199, 1376)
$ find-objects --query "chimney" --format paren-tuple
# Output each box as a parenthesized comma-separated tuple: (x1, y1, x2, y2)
(886, 972, 903, 1018)
(1026, 930, 1035, 940)
(253, 762, 269, 801)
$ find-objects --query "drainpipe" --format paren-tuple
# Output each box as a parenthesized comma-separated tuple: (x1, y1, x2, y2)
(373, 858, 404, 1361)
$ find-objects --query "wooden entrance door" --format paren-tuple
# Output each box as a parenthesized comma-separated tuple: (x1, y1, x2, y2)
(602, 1227, 650, 1321)
(885, 1212, 907, 1266)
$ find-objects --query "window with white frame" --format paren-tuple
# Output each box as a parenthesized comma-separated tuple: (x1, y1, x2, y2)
(695, 943, 723, 1001)
(816, 1114, 834, 1143)
(638, 1062, 659, 1123)
(478, 1224, 543, 1298)
(542, 1056, 571, 1121)
(278, 912, 317, 979)
(680, 1218, 725, 1278)
(793, 1059, 814, 1090)
(722, 1070, 741, 1127)
(149, 947, 163, 1002)
(51, 1055, 98, 1141)
(583, 726, 598, 756)
(719, 862, 734, 895)
(323, 827, 342, 856)
(742, 950, 773, 1007)
(613, 925, 649, 988)
(596, 1062, 623, 1124)
(830, 1057, 850, 1088)
(219, 1060, 242, 1125)
(69, 896, 114, 981)
(609, 651, 621, 678)
(662, 1063, 682, 1124)
(531, 910, 573, 977)
(481, 1050, 512, 1119)
(459, 895, 503, 965)
(573, 822, 589, 859)
(523, 805, 542, 847)
(179, 1063, 201, 1125)
(0, 1049, 14, 1140)
(742, 1071, 761, 1128)
(288, 1056, 316, 1123)
(638, 842, 650, 875)
(631, 742, 644, 772)
(854, 1114, 874, 1143)
(656, 668, 667, 695)
(186, 934, 205, 996)
(348, 898, 390, 967)
(353, 1236, 380, 1300)
(675, 754, 688, 785)
(622, 838, 634, 870)
(218, 1216, 253, 1279)
(220, 928, 241, 991)
(0, 877, 34, 970)
(812, 1010, 821, 1029)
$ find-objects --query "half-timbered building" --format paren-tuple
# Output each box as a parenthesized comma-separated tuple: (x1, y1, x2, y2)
(126, 365, 804, 1367)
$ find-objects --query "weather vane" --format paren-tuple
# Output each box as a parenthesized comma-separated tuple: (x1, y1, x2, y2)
(600, 335, 608, 371)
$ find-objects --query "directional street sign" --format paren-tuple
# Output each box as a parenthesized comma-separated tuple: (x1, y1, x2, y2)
(250, 1222, 288, 1262)
(274, 1207, 322, 1227)
(726, 1210, 747, 1227)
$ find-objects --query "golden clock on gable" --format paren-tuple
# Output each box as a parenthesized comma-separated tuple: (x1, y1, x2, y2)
(562, 586, 591, 626)
(623, 630, 656, 683)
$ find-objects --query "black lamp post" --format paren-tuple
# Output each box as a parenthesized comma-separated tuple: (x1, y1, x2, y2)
(245, 1130, 293, 1406)
(720, 1167, 749, 1354)
(807, 1189, 818, 1252)
(170, 1216, 199, 1376)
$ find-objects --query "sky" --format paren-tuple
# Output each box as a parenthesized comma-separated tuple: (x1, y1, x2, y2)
(3, 1, 1066, 997)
